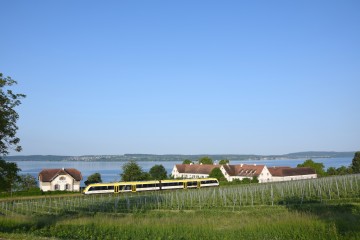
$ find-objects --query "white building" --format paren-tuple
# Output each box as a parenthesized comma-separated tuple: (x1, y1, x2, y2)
(38, 168, 82, 192)
(172, 164, 219, 179)
(220, 164, 272, 183)
(171, 164, 317, 183)
(267, 166, 317, 182)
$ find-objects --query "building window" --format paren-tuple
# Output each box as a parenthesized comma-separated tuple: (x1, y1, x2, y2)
(59, 176, 66, 181)
(54, 184, 60, 190)
(65, 184, 71, 190)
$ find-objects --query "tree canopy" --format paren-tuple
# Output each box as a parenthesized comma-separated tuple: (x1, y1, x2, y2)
(208, 168, 225, 181)
(0, 159, 21, 192)
(219, 159, 229, 165)
(84, 173, 102, 186)
(297, 159, 326, 177)
(182, 159, 193, 164)
(0, 73, 26, 156)
(149, 164, 167, 180)
(351, 151, 360, 173)
(121, 160, 148, 181)
(14, 174, 38, 191)
(198, 156, 214, 165)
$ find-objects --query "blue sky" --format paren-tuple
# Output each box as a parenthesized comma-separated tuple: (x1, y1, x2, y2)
(1, 1, 359, 155)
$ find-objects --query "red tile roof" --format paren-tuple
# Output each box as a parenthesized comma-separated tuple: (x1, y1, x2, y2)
(175, 164, 219, 174)
(268, 167, 316, 176)
(222, 164, 265, 177)
(38, 168, 82, 182)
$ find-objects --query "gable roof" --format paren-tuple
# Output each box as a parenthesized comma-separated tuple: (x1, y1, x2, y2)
(175, 164, 219, 175)
(268, 167, 316, 176)
(38, 168, 82, 182)
(221, 164, 265, 177)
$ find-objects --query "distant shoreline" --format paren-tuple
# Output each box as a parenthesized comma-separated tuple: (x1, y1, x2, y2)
(4, 151, 355, 162)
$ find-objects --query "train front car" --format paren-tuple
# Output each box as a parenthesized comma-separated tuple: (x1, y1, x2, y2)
(83, 183, 116, 195)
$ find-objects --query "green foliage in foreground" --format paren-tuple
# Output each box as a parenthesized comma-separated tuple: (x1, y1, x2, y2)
(0, 175, 359, 239)
(0, 203, 359, 240)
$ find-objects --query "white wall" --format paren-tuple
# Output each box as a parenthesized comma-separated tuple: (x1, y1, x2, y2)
(171, 166, 209, 179)
(271, 174, 317, 182)
(39, 174, 81, 192)
(257, 166, 272, 183)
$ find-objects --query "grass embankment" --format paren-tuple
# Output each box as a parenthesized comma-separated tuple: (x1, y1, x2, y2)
(0, 202, 359, 239)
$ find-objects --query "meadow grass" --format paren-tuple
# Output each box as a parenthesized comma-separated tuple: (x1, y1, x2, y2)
(0, 175, 359, 239)
(0, 202, 359, 239)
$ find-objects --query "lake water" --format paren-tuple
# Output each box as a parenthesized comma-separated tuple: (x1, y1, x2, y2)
(10, 157, 352, 186)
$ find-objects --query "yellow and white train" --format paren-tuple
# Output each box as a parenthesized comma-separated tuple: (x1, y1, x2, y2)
(83, 178, 219, 195)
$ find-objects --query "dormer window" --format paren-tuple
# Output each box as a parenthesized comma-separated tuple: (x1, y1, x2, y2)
(59, 176, 66, 181)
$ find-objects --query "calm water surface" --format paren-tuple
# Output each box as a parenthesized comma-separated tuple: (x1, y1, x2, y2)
(10, 157, 352, 186)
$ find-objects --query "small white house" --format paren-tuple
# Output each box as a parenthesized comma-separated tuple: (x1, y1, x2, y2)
(38, 168, 82, 192)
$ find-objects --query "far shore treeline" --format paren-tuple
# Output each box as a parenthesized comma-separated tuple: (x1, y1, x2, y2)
(4, 151, 356, 162)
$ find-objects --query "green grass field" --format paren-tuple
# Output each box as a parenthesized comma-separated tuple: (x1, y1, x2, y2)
(0, 175, 359, 239)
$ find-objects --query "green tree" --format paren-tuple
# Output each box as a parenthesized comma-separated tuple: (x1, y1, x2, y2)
(351, 151, 360, 173)
(327, 167, 337, 176)
(198, 156, 214, 165)
(149, 164, 167, 180)
(182, 159, 193, 164)
(336, 166, 350, 175)
(241, 178, 251, 184)
(209, 167, 226, 181)
(0, 73, 26, 155)
(121, 160, 147, 181)
(297, 159, 326, 177)
(0, 159, 21, 192)
(251, 176, 259, 183)
(0, 73, 25, 193)
(219, 159, 229, 165)
(84, 172, 102, 186)
(14, 174, 38, 191)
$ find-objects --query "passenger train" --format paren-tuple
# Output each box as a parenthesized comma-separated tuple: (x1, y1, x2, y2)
(83, 178, 219, 195)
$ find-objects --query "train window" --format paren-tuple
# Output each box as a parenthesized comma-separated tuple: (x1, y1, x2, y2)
(163, 182, 181, 187)
(108, 186, 114, 190)
(89, 187, 94, 191)
(188, 181, 197, 186)
(124, 185, 131, 190)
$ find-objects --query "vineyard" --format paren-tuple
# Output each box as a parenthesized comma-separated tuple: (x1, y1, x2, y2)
(1, 174, 359, 216)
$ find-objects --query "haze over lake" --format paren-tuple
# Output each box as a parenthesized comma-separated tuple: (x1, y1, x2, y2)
(10, 157, 352, 186)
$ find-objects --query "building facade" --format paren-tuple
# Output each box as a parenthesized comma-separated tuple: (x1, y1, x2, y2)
(38, 168, 82, 192)
(172, 164, 317, 183)
(267, 166, 317, 182)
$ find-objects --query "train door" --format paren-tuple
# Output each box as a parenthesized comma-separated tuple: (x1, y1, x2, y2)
(114, 185, 119, 193)
(197, 181, 200, 189)
(183, 182, 187, 189)
(131, 185, 136, 192)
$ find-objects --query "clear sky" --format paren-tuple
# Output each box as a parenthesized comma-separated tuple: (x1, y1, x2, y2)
(1, 1, 359, 156)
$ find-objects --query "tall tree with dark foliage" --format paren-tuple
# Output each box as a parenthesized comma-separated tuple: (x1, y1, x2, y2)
(0, 73, 25, 192)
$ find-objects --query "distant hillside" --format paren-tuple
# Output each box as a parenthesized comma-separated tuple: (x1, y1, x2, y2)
(283, 151, 355, 158)
(4, 151, 356, 162)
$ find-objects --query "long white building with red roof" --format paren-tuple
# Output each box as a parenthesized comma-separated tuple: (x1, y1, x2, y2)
(172, 164, 316, 183)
